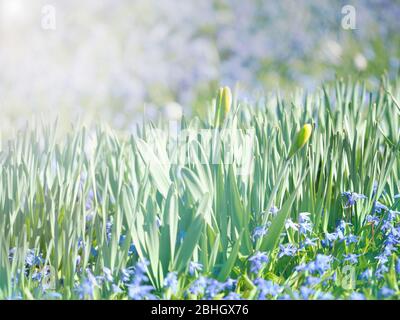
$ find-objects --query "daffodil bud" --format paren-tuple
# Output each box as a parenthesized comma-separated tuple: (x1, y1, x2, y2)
(288, 124, 312, 158)
(221, 86, 232, 120)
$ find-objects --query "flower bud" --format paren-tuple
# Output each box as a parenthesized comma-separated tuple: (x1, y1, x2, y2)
(221, 86, 232, 119)
(214, 86, 232, 127)
(288, 124, 312, 158)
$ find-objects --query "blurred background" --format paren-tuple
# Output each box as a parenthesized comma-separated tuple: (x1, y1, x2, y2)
(0, 0, 399, 132)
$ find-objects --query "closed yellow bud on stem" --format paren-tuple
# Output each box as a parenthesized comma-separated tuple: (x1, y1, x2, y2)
(221, 86, 232, 119)
(288, 124, 312, 158)
(214, 86, 232, 127)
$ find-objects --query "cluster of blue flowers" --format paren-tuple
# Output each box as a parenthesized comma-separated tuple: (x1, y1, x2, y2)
(248, 252, 269, 274)
(74, 191, 398, 300)
(6, 189, 400, 300)
(321, 220, 358, 247)
(187, 275, 237, 299)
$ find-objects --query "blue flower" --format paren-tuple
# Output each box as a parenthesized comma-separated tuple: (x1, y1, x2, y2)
(31, 270, 42, 282)
(350, 292, 365, 300)
(396, 258, 400, 274)
(344, 254, 360, 264)
(300, 254, 332, 275)
(136, 259, 149, 273)
(316, 292, 333, 300)
(326, 232, 338, 242)
(128, 283, 156, 300)
(103, 267, 113, 283)
(252, 225, 268, 241)
(305, 276, 320, 286)
(204, 279, 225, 299)
(337, 220, 351, 231)
(359, 269, 372, 281)
(120, 267, 135, 283)
(375, 253, 389, 264)
(335, 220, 350, 241)
(299, 212, 311, 222)
(285, 219, 299, 231)
(188, 277, 227, 299)
(279, 291, 300, 300)
(25, 249, 43, 267)
(301, 237, 318, 248)
(299, 286, 314, 299)
(254, 279, 282, 299)
(342, 191, 367, 207)
(298, 212, 313, 233)
(389, 210, 400, 222)
(345, 234, 358, 244)
(223, 278, 237, 291)
(315, 254, 332, 272)
(322, 232, 338, 247)
(295, 263, 307, 273)
(299, 220, 313, 234)
(164, 272, 178, 294)
(248, 251, 269, 274)
(373, 201, 389, 214)
(384, 244, 395, 255)
(381, 219, 395, 232)
(112, 284, 122, 294)
(375, 264, 389, 279)
(125, 260, 156, 300)
(379, 286, 395, 298)
(86, 269, 99, 285)
(223, 292, 241, 300)
(366, 215, 380, 226)
(133, 260, 150, 284)
(189, 261, 203, 276)
(278, 243, 297, 258)
(76, 278, 95, 299)
(188, 276, 207, 296)
(384, 233, 400, 247)
(269, 206, 279, 216)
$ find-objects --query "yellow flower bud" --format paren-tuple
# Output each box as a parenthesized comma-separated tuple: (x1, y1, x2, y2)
(288, 124, 312, 158)
(221, 86, 232, 118)
(214, 86, 232, 127)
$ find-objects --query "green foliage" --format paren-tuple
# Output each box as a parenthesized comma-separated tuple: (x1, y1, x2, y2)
(0, 77, 400, 299)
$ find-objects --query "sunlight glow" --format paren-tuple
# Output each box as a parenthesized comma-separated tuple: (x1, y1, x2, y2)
(1, 0, 28, 22)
